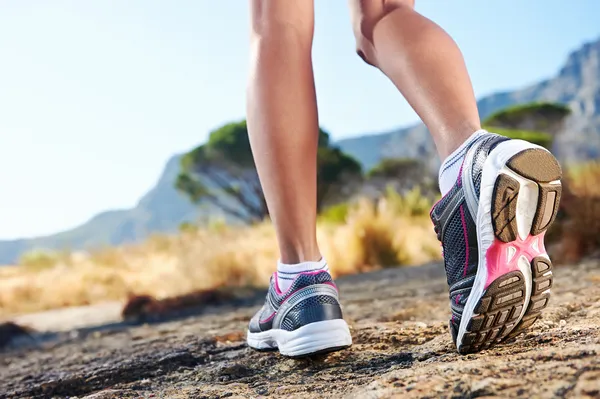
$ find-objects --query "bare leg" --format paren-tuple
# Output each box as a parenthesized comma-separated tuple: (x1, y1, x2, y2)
(349, 0, 481, 158)
(246, 0, 321, 264)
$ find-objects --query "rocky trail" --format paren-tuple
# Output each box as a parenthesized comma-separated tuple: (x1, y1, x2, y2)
(2, 260, 600, 398)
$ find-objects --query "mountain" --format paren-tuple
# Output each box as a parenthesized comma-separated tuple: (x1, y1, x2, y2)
(1, 37, 599, 265)
(338, 37, 600, 170)
(0, 157, 222, 263)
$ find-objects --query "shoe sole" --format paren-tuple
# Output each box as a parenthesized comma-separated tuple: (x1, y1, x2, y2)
(246, 319, 352, 358)
(457, 141, 562, 354)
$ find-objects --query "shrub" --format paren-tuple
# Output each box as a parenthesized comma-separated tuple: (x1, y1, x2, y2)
(178, 222, 198, 234)
(1, 188, 441, 317)
(320, 189, 441, 275)
(18, 250, 69, 271)
(384, 186, 435, 217)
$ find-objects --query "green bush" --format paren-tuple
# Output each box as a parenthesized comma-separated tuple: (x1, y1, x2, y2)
(207, 218, 228, 233)
(384, 186, 434, 217)
(178, 222, 198, 234)
(19, 250, 62, 271)
(319, 202, 351, 225)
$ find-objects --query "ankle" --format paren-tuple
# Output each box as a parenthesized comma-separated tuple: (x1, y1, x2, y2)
(277, 237, 321, 264)
(438, 129, 489, 195)
(438, 124, 483, 159)
(279, 246, 322, 264)
(276, 257, 329, 292)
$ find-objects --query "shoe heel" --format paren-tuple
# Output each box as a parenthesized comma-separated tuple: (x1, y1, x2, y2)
(276, 319, 352, 358)
(504, 256, 553, 340)
(459, 270, 527, 354)
(492, 148, 562, 242)
(489, 147, 561, 341)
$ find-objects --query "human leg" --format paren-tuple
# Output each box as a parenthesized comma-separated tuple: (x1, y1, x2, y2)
(246, 0, 352, 356)
(348, 0, 562, 353)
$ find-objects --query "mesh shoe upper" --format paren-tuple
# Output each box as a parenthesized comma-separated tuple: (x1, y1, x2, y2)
(430, 134, 508, 342)
(248, 271, 343, 333)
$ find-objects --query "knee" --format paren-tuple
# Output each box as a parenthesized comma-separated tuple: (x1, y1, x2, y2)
(349, 0, 415, 66)
(249, 0, 314, 49)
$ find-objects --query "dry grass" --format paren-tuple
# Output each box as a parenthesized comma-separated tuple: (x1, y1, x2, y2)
(0, 189, 440, 318)
(4, 159, 600, 319)
(550, 161, 600, 263)
(319, 190, 440, 275)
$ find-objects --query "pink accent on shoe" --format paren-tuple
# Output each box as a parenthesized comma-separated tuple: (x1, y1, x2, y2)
(430, 199, 441, 220)
(430, 159, 466, 224)
(301, 270, 331, 277)
(456, 163, 465, 187)
(259, 312, 276, 324)
(484, 233, 546, 289)
(459, 205, 470, 277)
(273, 272, 283, 295)
(323, 281, 339, 291)
(273, 270, 332, 296)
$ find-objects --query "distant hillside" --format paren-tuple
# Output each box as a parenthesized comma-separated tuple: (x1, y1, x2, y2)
(0, 156, 222, 263)
(1, 37, 599, 265)
(338, 37, 600, 170)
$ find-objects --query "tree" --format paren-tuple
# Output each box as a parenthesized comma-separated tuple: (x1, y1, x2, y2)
(367, 158, 424, 180)
(316, 146, 363, 212)
(176, 121, 362, 223)
(366, 158, 436, 197)
(483, 102, 571, 149)
(484, 102, 570, 133)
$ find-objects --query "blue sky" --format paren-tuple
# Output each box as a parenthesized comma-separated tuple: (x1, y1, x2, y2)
(0, 1, 599, 240)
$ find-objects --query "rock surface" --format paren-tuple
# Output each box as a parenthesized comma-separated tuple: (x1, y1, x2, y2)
(2, 261, 600, 398)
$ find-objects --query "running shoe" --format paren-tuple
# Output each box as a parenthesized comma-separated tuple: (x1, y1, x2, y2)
(430, 134, 562, 354)
(247, 270, 352, 357)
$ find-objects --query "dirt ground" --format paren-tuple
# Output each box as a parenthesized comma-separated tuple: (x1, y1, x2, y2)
(2, 260, 600, 399)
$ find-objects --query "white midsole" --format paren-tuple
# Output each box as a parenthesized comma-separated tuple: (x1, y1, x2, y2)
(247, 319, 352, 357)
(456, 140, 549, 349)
